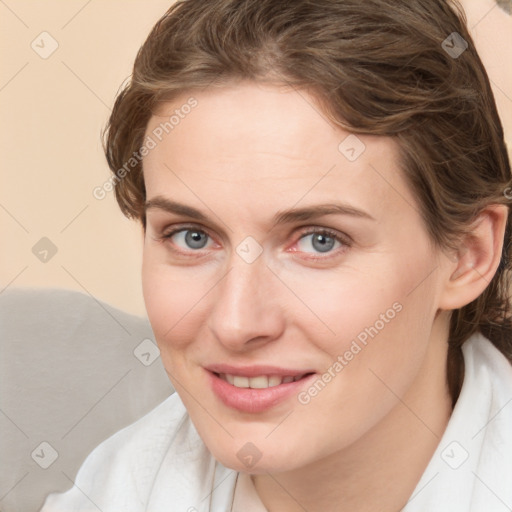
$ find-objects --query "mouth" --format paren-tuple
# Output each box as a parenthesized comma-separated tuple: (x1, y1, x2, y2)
(215, 372, 312, 388)
(205, 365, 316, 413)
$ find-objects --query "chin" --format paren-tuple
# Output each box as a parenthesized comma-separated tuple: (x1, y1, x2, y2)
(216, 455, 299, 474)
(203, 436, 307, 474)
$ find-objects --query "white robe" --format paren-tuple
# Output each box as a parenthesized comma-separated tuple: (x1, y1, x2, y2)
(40, 332, 512, 511)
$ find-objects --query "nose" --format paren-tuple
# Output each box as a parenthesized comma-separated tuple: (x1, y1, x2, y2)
(207, 256, 285, 352)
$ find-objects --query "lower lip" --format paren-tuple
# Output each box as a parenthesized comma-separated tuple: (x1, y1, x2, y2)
(208, 371, 316, 413)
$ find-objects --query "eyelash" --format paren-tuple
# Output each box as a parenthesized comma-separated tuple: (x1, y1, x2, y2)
(156, 223, 352, 260)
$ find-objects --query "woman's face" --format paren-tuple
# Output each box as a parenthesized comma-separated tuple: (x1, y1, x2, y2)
(142, 82, 452, 473)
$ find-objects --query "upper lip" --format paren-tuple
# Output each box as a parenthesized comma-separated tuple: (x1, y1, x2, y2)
(205, 364, 315, 378)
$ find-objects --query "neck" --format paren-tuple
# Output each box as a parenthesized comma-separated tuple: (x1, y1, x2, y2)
(253, 318, 454, 512)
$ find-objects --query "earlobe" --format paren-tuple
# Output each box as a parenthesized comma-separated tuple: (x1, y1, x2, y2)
(439, 205, 508, 310)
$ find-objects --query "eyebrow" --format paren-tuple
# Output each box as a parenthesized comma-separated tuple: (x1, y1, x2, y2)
(144, 196, 375, 226)
(145, 196, 208, 221)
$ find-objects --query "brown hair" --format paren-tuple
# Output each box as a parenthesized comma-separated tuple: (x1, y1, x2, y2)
(103, 0, 512, 405)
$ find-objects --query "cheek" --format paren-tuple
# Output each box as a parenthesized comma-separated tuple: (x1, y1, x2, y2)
(285, 256, 439, 406)
(281, 264, 415, 353)
(317, 274, 436, 403)
(141, 254, 208, 351)
(285, 293, 436, 460)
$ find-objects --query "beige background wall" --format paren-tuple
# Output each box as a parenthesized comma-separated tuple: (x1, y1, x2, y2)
(1, 0, 511, 317)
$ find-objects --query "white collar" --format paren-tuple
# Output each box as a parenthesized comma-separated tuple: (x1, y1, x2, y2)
(403, 332, 512, 511)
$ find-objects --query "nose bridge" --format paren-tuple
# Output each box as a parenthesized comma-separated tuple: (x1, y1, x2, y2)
(208, 253, 283, 348)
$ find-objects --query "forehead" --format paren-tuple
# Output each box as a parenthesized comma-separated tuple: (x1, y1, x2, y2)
(142, 83, 417, 223)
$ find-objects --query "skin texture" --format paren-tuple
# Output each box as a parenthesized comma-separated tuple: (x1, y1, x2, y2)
(141, 82, 507, 511)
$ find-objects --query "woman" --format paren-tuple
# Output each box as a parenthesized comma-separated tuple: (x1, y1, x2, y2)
(42, 0, 512, 510)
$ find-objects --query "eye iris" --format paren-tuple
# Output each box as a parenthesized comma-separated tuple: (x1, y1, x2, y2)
(312, 233, 335, 253)
(185, 230, 208, 249)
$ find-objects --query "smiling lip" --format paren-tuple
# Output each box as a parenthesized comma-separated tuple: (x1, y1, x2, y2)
(205, 364, 316, 413)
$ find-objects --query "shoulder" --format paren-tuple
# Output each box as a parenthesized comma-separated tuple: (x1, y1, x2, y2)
(404, 332, 512, 510)
(41, 392, 201, 511)
(463, 332, 512, 392)
(81, 391, 191, 475)
(462, 332, 512, 443)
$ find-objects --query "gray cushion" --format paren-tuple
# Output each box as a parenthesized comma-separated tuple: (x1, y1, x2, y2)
(0, 288, 173, 512)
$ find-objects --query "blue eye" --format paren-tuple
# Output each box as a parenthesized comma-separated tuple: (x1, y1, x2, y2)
(167, 229, 212, 250)
(297, 232, 342, 254)
(160, 225, 348, 259)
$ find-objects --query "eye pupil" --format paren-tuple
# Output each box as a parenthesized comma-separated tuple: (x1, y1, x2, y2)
(312, 233, 335, 253)
(185, 230, 208, 249)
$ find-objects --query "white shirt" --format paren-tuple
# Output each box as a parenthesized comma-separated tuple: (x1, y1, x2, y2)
(40, 332, 512, 511)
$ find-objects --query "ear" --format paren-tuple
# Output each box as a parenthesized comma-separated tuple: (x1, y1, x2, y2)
(439, 205, 508, 310)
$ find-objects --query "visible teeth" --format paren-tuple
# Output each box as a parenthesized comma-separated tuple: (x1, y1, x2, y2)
(221, 373, 306, 388)
(233, 376, 250, 388)
(249, 376, 269, 389)
(268, 375, 282, 387)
